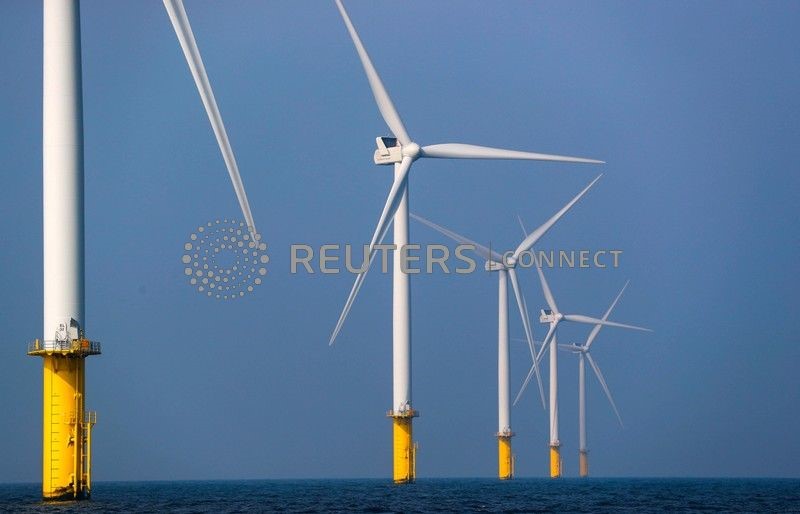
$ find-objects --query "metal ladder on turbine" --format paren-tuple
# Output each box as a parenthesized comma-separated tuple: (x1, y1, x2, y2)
(80, 411, 96, 496)
(49, 389, 62, 494)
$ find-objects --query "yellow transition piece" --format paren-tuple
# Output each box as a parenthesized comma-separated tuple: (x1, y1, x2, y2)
(579, 450, 589, 478)
(549, 445, 562, 478)
(391, 415, 417, 484)
(497, 435, 514, 480)
(29, 339, 98, 500)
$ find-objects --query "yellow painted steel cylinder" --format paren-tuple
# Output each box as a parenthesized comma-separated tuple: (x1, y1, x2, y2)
(392, 417, 415, 484)
(42, 355, 85, 500)
(549, 445, 562, 478)
(579, 450, 589, 478)
(497, 436, 513, 480)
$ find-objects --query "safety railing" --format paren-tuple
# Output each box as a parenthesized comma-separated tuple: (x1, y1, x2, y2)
(27, 339, 101, 356)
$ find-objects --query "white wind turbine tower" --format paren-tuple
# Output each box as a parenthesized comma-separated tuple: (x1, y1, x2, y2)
(558, 280, 643, 477)
(410, 174, 601, 480)
(29, 0, 258, 501)
(513, 231, 651, 478)
(329, 0, 603, 484)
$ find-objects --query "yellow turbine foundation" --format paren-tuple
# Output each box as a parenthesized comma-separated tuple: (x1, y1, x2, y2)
(549, 445, 562, 478)
(497, 435, 514, 480)
(389, 411, 417, 484)
(43, 355, 83, 499)
(579, 450, 589, 478)
(29, 339, 99, 500)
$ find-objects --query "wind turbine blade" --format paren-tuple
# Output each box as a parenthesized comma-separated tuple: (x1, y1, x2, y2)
(420, 143, 603, 163)
(564, 314, 652, 332)
(534, 322, 558, 365)
(586, 352, 624, 428)
(329, 267, 369, 345)
(516, 215, 529, 239)
(534, 258, 558, 313)
(512, 337, 544, 346)
(585, 280, 630, 350)
(511, 270, 536, 364)
(508, 268, 546, 409)
(335, 0, 411, 145)
(516, 215, 558, 313)
(163, 0, 258, 239)
(410, 213, 502, 262)
(514, 321, 557, 406)
(329, 157, 413, 345)
(512, 175, 602, 259)
(513, 364, 537, 407)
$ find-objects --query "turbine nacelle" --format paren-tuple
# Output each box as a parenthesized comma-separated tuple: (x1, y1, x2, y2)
(485, 260, 506, 272)
(558, 343, 586, 354)
(540, 309, 561, 324)
(374, 136, 402, 164)
(374, 137, 420, 165)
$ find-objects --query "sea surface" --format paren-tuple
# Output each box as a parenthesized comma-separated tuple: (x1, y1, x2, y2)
(0, 478, 798, 513)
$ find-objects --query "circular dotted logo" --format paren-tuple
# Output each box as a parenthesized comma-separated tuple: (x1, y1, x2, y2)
(182, 219, 269, 300)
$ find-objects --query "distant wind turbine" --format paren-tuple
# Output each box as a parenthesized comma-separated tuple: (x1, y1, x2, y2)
(514, 221, 651, 478)
(411, 175, 601, 480)
(330, 0, 603, 484)
(557, 280, 646, 477)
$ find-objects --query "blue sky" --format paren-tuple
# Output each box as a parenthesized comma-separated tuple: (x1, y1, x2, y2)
(1, 0, 798, 481)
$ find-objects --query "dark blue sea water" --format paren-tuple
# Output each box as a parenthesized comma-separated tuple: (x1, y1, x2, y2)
(1, 479, 798, 513)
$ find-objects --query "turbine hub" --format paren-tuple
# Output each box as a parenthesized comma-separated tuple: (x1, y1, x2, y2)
(402, 142, 421, 159)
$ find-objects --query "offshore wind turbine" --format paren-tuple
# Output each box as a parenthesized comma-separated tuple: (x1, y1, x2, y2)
(514, 248, 651, 478)
(27, 0, 258, 500)
(28, 1, 99, 499)
(410, 174, 601, 480)
(558, 280, 639, 477)
(329, 0, 603, 484)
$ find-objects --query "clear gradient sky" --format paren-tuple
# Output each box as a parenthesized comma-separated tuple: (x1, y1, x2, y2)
(1, 0, 798, 481)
